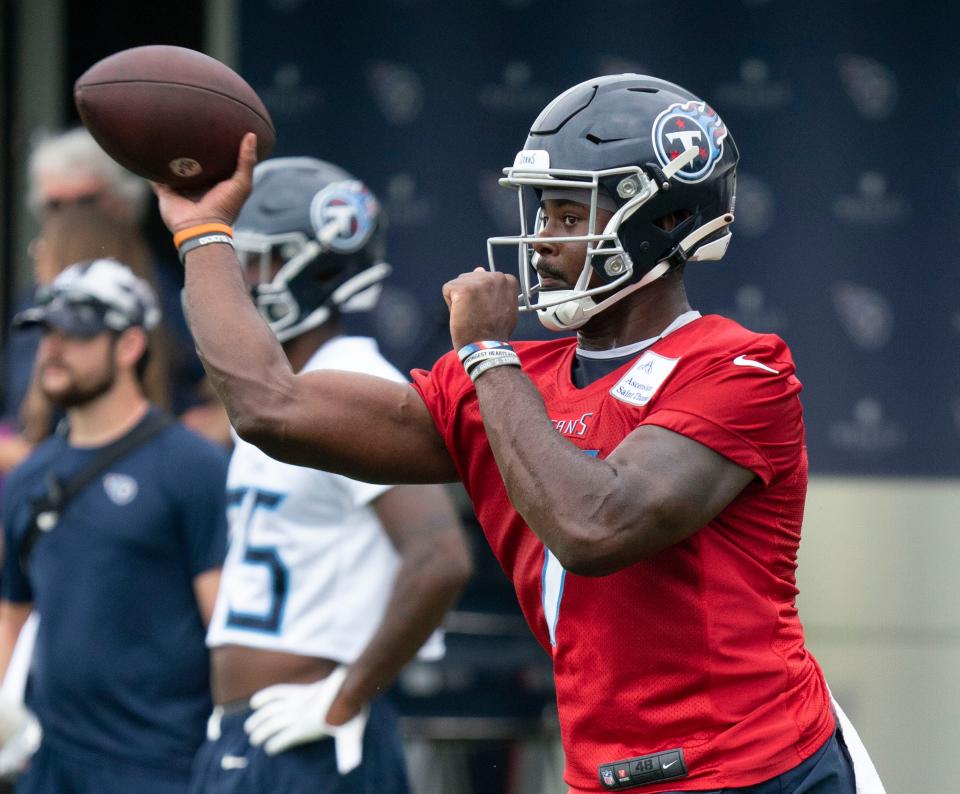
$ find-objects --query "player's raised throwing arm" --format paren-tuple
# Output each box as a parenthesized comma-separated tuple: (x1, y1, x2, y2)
(152, 134, 456, 484)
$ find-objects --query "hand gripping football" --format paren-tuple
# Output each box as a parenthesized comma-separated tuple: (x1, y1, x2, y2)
(74, 45, 275, 188)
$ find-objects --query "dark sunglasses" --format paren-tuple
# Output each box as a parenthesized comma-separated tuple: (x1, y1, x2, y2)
(42, 192, 103, 214)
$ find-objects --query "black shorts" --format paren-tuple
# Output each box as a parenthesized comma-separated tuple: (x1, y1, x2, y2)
(665, 728, 856, 794)
(187, 696, 410, 794)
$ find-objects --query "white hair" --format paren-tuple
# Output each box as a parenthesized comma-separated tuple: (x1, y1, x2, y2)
(27, 127, 149, 221)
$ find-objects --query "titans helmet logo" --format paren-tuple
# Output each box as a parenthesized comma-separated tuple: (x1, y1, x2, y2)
(103, 473, 138, 506)
(310, 180, 379, 254)
(652, 101, 728, 183)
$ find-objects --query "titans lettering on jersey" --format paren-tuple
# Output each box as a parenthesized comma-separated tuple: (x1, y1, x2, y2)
(551, 411, 594, 438)
(411, 315, 834, 794)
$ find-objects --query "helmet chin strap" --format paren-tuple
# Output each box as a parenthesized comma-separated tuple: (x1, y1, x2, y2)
(536, 262, 671, 331)
(535, 290, 591, 332)
(535, 212, 735, 332)
(264, 262, 393, 343)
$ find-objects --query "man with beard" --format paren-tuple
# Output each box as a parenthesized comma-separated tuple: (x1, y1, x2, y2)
(0, 258, 228, 793)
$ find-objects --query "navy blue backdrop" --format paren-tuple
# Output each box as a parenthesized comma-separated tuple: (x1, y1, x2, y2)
(238, 0, 958, 476)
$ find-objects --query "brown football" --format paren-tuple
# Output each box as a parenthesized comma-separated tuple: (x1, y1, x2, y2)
(74, 45, 275, 188)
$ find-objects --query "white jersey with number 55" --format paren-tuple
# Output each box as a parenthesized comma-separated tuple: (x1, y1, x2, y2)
(206, 336, 444, 662)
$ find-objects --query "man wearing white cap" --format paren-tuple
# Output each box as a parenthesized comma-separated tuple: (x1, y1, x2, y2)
(0, 259, 229, 793)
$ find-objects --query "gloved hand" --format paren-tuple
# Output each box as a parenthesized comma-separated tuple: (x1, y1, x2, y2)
(0, 694, 41, 780)
(244, 666, 369, 774)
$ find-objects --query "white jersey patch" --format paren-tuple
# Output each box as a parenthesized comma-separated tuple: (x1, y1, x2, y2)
(609, 350, 679, 407)
(513, 149, 550, 170)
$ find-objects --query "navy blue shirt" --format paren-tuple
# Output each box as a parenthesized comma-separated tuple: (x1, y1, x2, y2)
(1, 409, 228, 773)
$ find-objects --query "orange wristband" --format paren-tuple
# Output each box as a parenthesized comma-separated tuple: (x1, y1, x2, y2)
(172, 223, 234, 249)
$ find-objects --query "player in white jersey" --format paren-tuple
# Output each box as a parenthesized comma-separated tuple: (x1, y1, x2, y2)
(188, 157, 472, 793)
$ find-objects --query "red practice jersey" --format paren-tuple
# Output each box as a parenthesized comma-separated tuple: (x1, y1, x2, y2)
(411, 314, 834, 793)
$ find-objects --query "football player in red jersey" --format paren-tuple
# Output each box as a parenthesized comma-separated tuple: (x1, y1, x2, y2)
(151, 75, 876, 793)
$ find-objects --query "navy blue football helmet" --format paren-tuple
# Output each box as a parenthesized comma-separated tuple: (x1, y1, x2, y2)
(487, 74, 739, 331)
(234, 157, 390, 342)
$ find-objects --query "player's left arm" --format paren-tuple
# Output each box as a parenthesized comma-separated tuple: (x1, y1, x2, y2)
(443, 269, 755, 577)
(491, 408, 752, 575)
(192, 568, 222, 627)
(324, 484, 472, 726)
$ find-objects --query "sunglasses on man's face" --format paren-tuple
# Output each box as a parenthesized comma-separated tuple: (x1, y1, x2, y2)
(42, 192, 102, 213)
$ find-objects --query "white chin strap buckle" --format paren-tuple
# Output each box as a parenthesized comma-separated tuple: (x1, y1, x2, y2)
(536, 292, 595, 331)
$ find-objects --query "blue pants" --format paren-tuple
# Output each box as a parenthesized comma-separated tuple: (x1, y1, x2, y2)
(666, 728, 856, 793)
(15, 737, 190, 794)
(188, 696, 410, 794)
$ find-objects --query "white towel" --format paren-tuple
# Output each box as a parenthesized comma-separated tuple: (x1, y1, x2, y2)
(829, 689, 886, 794)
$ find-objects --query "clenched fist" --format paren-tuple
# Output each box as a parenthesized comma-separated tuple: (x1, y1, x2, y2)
(442, 268, 519, 350)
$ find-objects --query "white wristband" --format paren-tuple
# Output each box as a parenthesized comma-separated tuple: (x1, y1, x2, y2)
(469, 354, 521, 382)
(462, 347, 519, 372)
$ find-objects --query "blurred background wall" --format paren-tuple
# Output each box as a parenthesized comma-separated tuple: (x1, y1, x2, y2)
(2, 1, 958, 790)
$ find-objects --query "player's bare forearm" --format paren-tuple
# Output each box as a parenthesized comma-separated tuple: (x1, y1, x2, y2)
(442, 268, 752, 574)
(181, 243, 292, 435)
(473, 366, 753, 575)
(326, 548, 467, 724)
(471, 366, 638, 573)
(151, 134, 299, 452)
(326, 485, 472, 725)
(442, 269, 652, 572)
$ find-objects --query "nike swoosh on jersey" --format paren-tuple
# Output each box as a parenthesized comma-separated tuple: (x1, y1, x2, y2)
(221, 755, 249, 770)
(733, 354, 779, 374)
